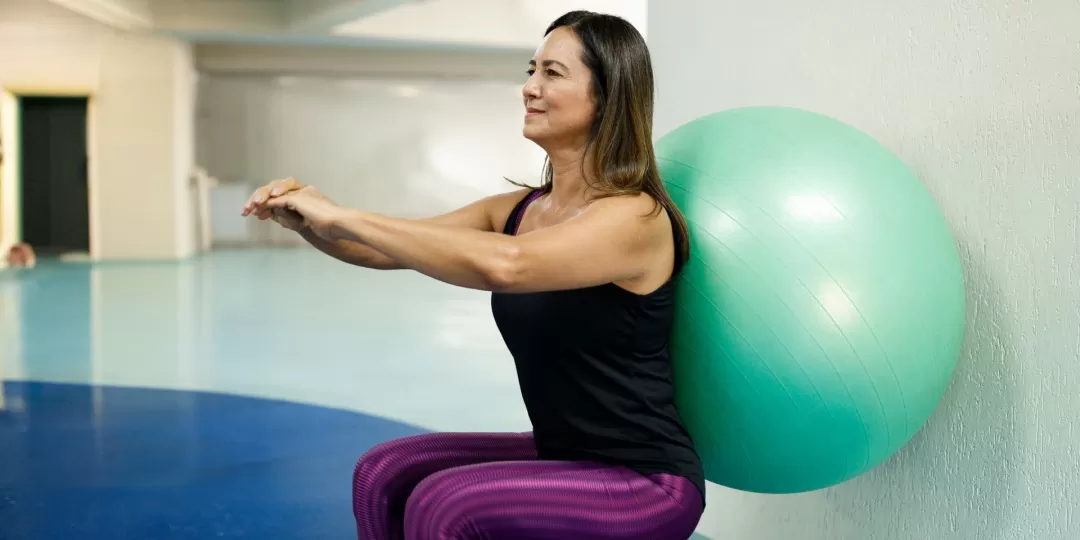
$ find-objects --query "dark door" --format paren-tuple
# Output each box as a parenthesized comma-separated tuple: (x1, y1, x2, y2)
(19, 96, 90, 256)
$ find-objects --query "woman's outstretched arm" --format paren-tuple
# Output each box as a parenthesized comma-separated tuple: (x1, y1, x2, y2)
(296, 227, 402, 270)
(242, 177, 531, 270)
(257, 185, 669, 293)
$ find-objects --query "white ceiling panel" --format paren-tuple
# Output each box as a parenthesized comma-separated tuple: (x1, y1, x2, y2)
(47, 0, 647, 53)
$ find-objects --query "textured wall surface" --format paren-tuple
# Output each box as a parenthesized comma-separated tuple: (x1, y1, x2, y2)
(648, 1, 1079, 539)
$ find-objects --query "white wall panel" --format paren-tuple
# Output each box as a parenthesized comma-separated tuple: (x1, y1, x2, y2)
(197, 73, 545, 245)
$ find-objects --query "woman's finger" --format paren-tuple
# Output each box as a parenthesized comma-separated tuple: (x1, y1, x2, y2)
(243, 178, 302, 215)
(261, 192, 293, 209)
(270, 177, 302, 197)
(242, 186, 272, 216)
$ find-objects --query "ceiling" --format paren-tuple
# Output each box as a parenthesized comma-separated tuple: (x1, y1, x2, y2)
(46, 0, 648, 53)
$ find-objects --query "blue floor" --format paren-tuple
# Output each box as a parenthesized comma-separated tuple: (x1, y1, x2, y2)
(0, 250, 710, 539)
(0, 381, 426, 539)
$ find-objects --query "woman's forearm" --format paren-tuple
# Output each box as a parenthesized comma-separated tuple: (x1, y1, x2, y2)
(299, 227, 402, 270)
(331, 209, 518, 290)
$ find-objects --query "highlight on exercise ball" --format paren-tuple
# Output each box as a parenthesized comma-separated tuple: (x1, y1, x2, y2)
(657, 106, 965, 494)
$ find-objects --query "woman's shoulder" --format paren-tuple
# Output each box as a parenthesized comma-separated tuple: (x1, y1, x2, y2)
(588, 191, 672, 225)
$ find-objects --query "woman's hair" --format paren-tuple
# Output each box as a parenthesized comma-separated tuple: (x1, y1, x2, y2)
(526, 10, 691, 268)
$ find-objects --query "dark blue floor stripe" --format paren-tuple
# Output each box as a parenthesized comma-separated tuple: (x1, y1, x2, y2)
(0, 381, 427, 540)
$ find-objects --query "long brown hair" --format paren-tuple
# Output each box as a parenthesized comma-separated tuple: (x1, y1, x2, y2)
(523, 10, 691, 268)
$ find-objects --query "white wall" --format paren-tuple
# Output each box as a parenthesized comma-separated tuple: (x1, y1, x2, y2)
(173, 44, 198, 258)
(197, 73, 546, 245)
(0, 0, 197, 261)
(0, 90, 17, 258)
(648, 1, 1079, 539)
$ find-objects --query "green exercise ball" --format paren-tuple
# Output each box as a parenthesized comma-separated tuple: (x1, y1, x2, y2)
(658, 106, 965, 494)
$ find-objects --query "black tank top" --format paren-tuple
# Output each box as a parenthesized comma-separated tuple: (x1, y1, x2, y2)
(490, 190, 706, 500)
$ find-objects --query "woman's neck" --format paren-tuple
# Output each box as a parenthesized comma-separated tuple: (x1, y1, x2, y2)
(545, 145, 594, 210)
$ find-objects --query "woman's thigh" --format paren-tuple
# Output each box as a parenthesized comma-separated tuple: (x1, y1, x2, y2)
(403, 460, 703, 540)
(353, 431, 538, 540)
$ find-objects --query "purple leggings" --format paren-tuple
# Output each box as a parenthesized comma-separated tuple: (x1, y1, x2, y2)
(352, 432, 703, 540)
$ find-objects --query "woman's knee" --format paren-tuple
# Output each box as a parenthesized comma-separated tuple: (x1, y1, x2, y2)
(353, 434, 453, 538)
(353, 434, 429, 495)
(402, 471, 471, 540)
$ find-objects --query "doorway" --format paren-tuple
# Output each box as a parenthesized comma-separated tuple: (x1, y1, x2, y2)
(18, 95, 90, 257)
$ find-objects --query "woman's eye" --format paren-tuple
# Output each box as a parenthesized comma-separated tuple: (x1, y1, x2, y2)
(525, 68, 561, 77)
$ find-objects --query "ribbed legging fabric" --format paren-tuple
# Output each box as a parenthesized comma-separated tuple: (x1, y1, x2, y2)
(352, 431, 703, 540)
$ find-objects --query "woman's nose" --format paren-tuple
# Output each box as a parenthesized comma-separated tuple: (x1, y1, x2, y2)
(522, 78, 540, 100)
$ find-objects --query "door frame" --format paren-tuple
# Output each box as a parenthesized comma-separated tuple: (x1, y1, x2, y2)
(0, 85, 98, 263)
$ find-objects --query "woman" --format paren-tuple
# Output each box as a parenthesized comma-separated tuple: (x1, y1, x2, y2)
(243, 10, 705, 540)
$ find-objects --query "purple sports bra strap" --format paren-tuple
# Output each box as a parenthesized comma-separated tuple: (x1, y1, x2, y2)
(504, 190, 544, 236)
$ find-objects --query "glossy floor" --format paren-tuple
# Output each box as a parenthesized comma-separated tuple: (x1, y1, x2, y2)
(0, 249, 707, 539)
(0, 381, 427, 539)
(0, 248, 531, 433)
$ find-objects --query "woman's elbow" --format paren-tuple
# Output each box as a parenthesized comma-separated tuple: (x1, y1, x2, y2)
(480, 243, 527, 292)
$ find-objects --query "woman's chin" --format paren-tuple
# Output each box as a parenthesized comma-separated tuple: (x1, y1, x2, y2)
(522, 122, 555, 142)
(522, 126, 542, 142)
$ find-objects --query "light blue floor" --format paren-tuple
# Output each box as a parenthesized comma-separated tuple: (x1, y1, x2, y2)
(1, 248, 531, 433)
(0, 248, 709, 539)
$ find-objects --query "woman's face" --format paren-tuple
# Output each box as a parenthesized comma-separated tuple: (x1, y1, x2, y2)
(522, 27, 597, 149)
